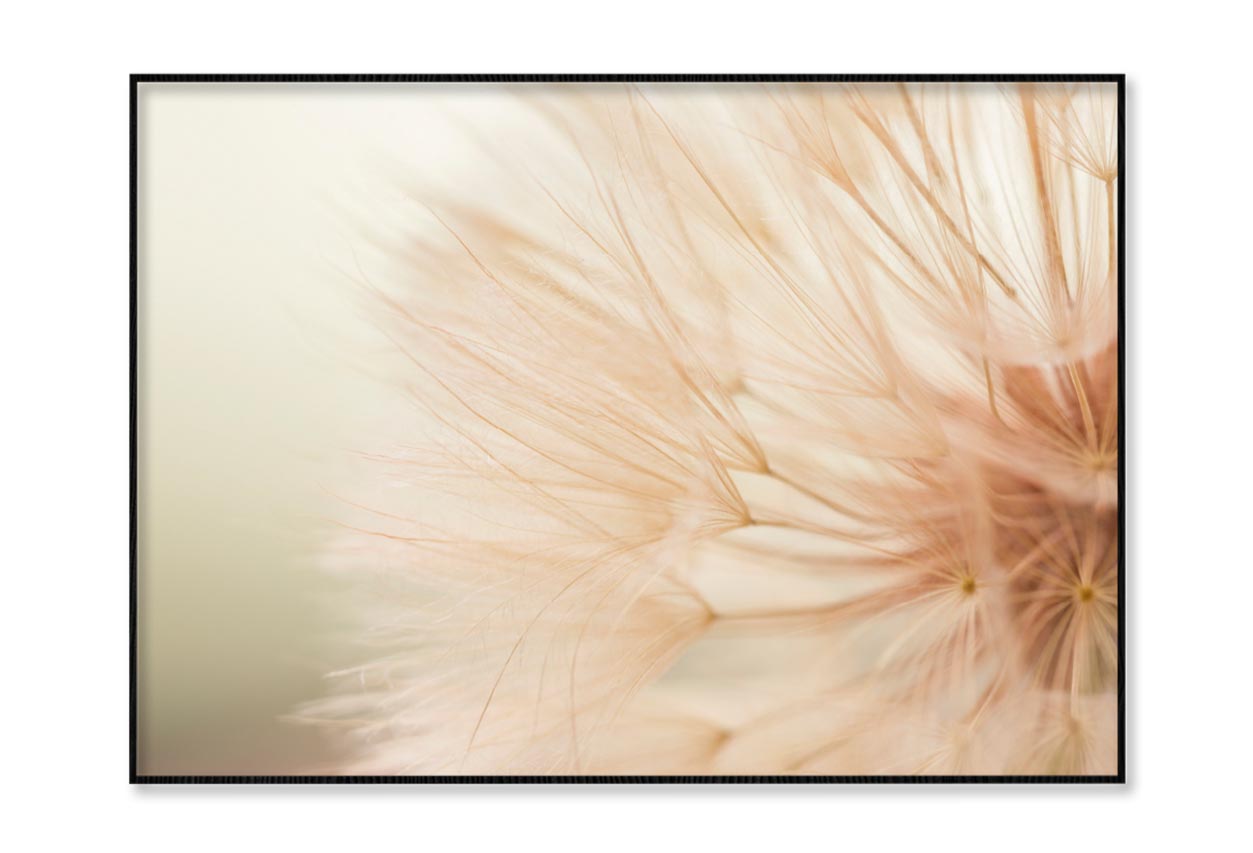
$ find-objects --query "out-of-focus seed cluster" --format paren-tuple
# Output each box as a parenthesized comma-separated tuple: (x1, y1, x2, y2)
(309, 82, 1119, 775)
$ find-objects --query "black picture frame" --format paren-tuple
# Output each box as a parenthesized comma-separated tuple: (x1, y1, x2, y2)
(130, 73, 1126, 785)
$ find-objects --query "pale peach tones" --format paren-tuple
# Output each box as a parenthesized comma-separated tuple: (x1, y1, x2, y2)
(307, 82, 1119, 776)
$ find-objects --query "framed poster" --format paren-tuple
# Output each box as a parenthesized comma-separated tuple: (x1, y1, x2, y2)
(131, 74, 1124, 783)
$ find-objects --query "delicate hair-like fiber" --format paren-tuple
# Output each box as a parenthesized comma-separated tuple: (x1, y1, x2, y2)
(305, 82, 1118, 776)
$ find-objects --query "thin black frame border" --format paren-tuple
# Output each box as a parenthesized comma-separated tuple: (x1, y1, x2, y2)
(130, 73, 1126, 785)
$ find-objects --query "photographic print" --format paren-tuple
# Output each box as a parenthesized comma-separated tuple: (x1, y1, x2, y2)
(132, 75, 1123, 782)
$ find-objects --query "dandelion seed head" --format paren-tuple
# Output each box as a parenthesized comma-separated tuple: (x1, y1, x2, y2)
(305, 81, 1119, 776)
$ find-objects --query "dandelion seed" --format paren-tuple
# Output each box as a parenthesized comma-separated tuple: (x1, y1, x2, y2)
(305, 81, 1119, 776)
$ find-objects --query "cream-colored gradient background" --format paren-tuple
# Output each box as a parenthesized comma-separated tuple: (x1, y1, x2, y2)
(136, 84, 539, 774)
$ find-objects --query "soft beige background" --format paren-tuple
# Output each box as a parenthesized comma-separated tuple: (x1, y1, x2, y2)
(136, 84, 538, 774)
